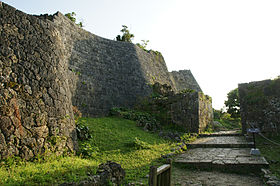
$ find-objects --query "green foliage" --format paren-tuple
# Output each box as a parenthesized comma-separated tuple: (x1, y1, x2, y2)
(180, 133, 198, 143)
(150, 50, 162, 56)
(0, 155, 98, 185)
(80, 117, 174, 183)
(110, 107, 159, 131)
(78, 142, 99, 158)
(76, 120, 92, 141)
(213, 109, 222, 120)
(0, 117, 174, 185)
(180, 89, 196, 94)
(213, 109, 241, 131)
(224, 88, 240, 118)
(133, 137, 152, 150)
(116, 25, 134, 42)
(64, 12, 83, 27)
(256, 134, 280, 178)
(136, 40, 149, 51)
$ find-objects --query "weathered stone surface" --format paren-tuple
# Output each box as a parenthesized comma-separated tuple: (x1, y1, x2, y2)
(239, 78, 280, 134)
(175, 148, 269, 170)
(188, 136, 253, 148)
(0, 2, 208, 160)
(170, 70, 202, 92)
(0, 2, 77, 160)
(174, 133, 269, 173)
(138, 83, 213, 133)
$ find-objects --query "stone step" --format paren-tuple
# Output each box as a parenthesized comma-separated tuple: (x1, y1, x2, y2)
(199, 130, 242, 137)
(187, 136, 254, 149)
(199, 133, 242, 137)
(174, 148, 269, 173)
(187, 143, 254, 148)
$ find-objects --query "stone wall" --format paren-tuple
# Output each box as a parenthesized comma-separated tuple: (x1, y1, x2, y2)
(170, 92, 212, 133)
(170, 70, 202, 92)
(198, 93, 213, 132)
(139, 83, 213, 133)
(0, 3, 77, 160)
(0, 2, 208, 159)
(49, 12, 175, 116)
(239, 78, 280, 134)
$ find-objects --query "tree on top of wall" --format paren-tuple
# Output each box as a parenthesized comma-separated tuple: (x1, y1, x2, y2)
(224, 88, 240, 118)
(116, 25, 134, 43)
(65, 12, 83, 27)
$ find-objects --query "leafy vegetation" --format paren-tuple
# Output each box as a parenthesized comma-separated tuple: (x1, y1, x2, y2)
(0, 117, 175, 185)
(224, 88, 240, 118)
(136, 40, 149, 51)
(256, 134, 280, 178)
(116, 25, 135, 42)
(115, 25, 162, 56)
(110, 107, 159, 131)
(213, 109, 241, 131)
(65, 12, 83, 27)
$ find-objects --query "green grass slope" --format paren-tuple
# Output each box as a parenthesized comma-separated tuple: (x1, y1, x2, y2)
(0, 117, 174, 185)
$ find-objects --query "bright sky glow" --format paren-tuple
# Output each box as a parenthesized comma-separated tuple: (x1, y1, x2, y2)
(3, 0, 280, 109)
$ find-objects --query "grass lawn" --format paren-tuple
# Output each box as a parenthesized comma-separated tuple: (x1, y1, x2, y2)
(0, 117, 175, 185)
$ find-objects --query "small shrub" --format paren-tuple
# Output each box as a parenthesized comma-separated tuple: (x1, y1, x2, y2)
(78, 142, 99, 158)
(64, 12, 83, 27)
(76, 120, 92, 141)
(133, 137, 151, 150)
(221, 112, 234, 121)
(180, 133, 198, 143)
(110, 107, 159, 131)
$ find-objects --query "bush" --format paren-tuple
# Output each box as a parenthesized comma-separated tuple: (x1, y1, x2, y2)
(78, 142, 99, 158)
(76, 120, 92, 141)
(133, 137, 151, 150)
(110, 107, 159, 131)
(116, 25, 134, 42)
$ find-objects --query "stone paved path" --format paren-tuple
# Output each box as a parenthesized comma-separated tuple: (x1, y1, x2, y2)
(173, 131, 269, 185)
(172, 167, 264, 186)
(187, 136, 254, 148)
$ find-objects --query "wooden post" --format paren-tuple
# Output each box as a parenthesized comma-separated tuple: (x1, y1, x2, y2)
(149, 159, 172, 186)
(167, 159, 172, 186)
(149, 166, 157, 186)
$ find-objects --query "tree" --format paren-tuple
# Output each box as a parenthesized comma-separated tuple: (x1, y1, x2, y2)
(224, 88, 240, 118)
(116, 25, 134, 42)
(64, 12, 83, 27)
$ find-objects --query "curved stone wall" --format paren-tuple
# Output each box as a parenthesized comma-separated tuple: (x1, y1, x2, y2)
(0, 3, 77, 159)
(0, 2, 206, 159)
(50, 12, 175, 116)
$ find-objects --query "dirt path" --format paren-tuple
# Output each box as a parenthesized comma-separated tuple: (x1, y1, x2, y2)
(172, 166, 264, 186)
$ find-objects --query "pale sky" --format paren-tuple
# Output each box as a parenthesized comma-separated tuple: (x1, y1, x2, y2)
(3, 0, 280, 109)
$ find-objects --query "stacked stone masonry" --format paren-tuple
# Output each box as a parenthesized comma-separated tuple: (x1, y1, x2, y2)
(239, 78, 280, 134)
(170, 92, 213, 133)
(0, 3, 77, 160)
(0, 3, 210, 159)
(170, 70, 202, 92)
